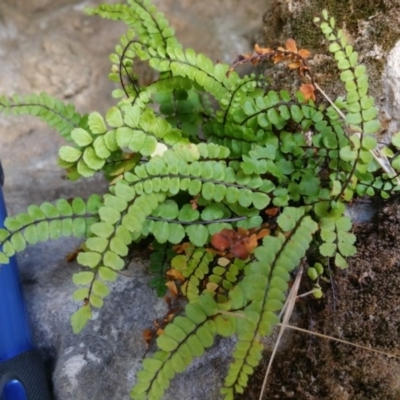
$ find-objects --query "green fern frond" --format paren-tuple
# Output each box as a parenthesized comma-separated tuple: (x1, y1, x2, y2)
(208, 257, 246, 300)
(317, 12, 380, 135)
(0, 93, 83, 141)
(171, 248, 214, 301)
(148, 242, 175, 297)
(222, 207, 318, 398)
(58, 106, 189, 178)
(314, 201, 356, 269)
(130, 293, 219, 400)
(0, 195, 101, 264)
(69, 190, 166, 333)
(149, 47, 238, 101)
(87, 0, 179, 50)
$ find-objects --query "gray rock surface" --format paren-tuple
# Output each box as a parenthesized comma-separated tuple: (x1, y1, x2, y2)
(383, 39, 400, 138)
(20, 239, 235, 399)
(0, 1, 269, 399)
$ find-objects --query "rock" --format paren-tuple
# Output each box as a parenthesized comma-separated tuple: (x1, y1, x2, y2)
(383, 40, 400, 137)
(3, 0, 81, 13)
(19, 238, 235, 399)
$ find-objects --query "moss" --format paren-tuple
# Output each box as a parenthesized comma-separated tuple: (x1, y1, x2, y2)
(282, 0, 399, 53)
(262, 0, 400, 105)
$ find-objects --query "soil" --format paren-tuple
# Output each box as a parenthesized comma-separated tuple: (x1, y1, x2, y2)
(242, 198, 400, 400)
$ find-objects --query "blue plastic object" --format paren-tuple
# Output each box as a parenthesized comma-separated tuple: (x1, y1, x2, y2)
(0, 161, 51, 400)
(0, 191, 33, 362)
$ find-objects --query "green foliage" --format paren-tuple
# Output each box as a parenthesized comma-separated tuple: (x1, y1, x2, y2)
(0, 92, 83, 141)
(222, 208, 318, 398)
(0, 2, 397, 399)
(0, 195, 100, 263)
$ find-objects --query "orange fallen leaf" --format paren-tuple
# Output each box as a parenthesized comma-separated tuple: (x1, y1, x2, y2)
(173, 242, 193, 254)
(142, 329, 154, 344)
(211, 229, 235, 251)
(272, 53, 285, 63)
(285, 38, 298, 53)
(165, 312, 175, 322)
(65, 248, 82, 262)
(298, 48, 311, 59)
(257, 228, 271, 240)
(254, 43, 272, 55)
(238, 227, 248, 237)
(288, 61, 301, 69)
(190, 195, 199, 210)
(245, 234, 258, 253)
(265, 207, 279, 217)
(300, 83, 316, 101)
(230, 239, 251, 260)
(166, 268, 185, 282)
(212, 228, 260, 260)
(165, 281, 179, 297)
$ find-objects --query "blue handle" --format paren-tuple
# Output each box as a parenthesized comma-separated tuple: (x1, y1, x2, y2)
(0, 184, 33, 362)
(0, 163, 51, 399)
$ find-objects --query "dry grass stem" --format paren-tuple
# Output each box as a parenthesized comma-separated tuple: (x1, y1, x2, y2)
(258, 265, 304, 400)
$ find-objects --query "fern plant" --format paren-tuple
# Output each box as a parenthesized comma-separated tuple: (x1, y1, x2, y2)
(0, 2, 398, 399)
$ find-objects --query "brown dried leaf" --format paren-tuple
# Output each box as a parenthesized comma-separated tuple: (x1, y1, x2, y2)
(254, 43, 272, 55)
(65, 247, 82, 262)
(172, 242, 193, 254)
(165, 313, 174, 322)
(237, 227, 248, 237)
(285, 38, 298, 53)
(300, 83, 316, 101)
(298, 48, 311, 59)
(211, 229, 236, 252)
(265, 207, 279, 217)
(190, 195, 199, 210)
(166, 268, 185, 282)
(230, 239, 251, 260)
(288, 61, 301, 69)
(142, 329, 154, 344)
(165, 281, 179, 297)
(272, 53, 285, 64)
(245, 234, 259, 253)
(163, 295, 172, 307)
(212, 228, 260, 260)
(226, 67, 234, 77)
(257, 228, 271, 240)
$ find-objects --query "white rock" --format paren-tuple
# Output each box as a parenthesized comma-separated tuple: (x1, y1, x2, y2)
(383, 40, 400, 136)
